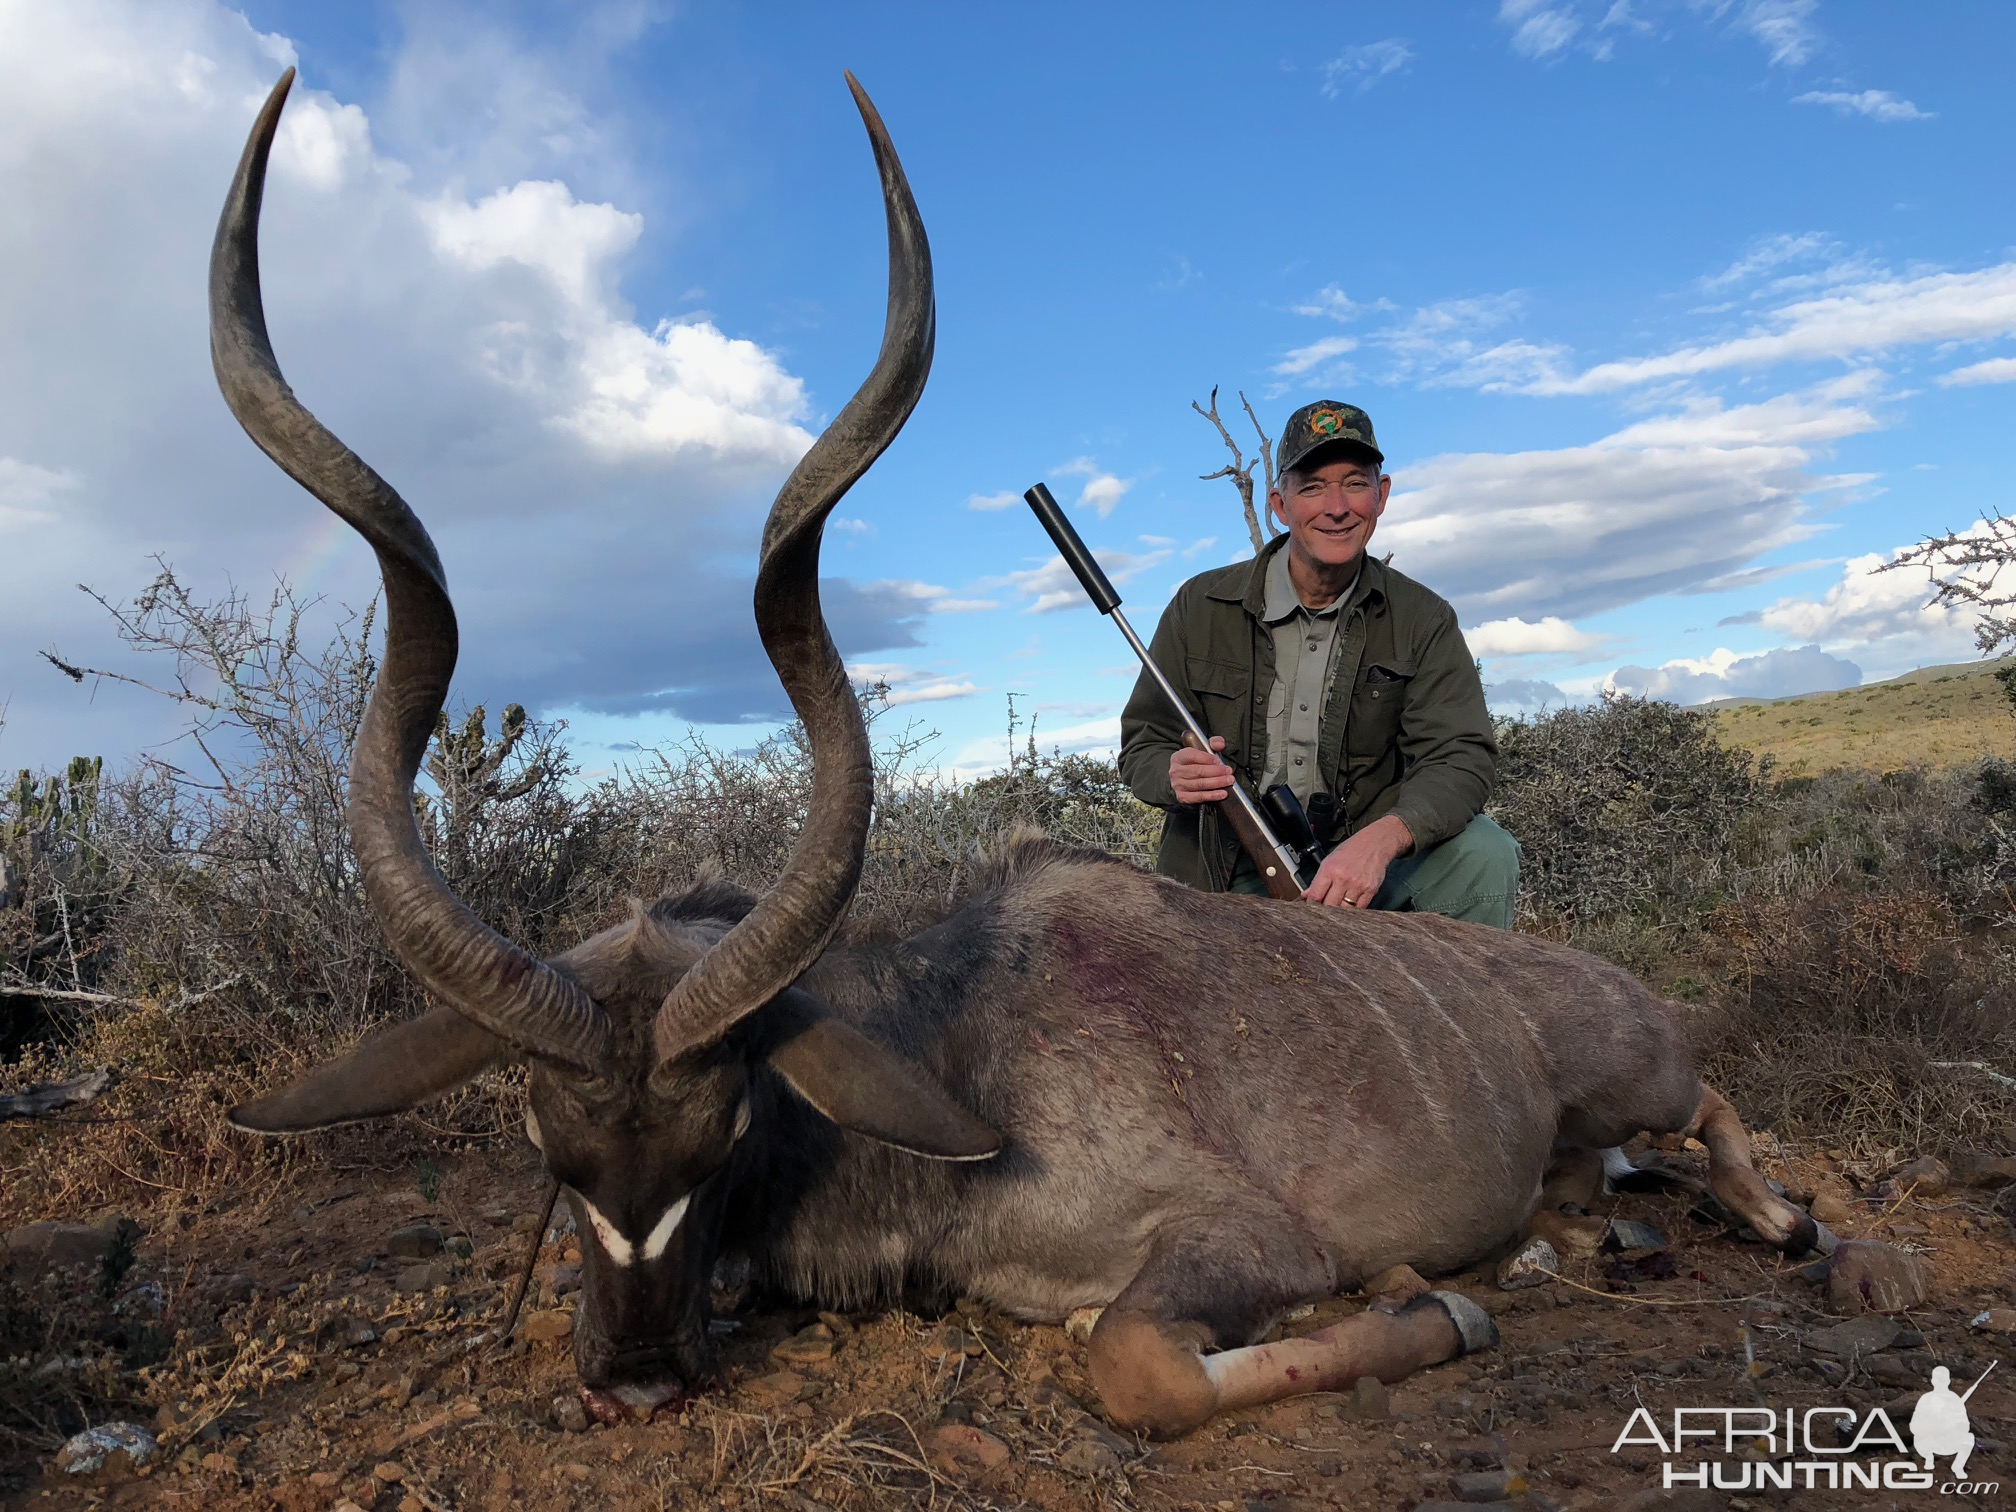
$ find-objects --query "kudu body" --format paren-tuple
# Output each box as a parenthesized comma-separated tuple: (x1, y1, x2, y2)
(219, 71, 1823, 1437)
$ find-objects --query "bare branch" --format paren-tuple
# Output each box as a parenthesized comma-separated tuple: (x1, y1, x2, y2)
(0, 1067, 114, 1122)
(1880, 512, 2016, 658)
(1192, 385, 1267, 553)
(1239, 390, 1277, 508)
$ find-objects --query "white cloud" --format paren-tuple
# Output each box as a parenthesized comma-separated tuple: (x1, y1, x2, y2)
(966, 490, 1021, 511)
(1939, 357, 2016, 387)
(1465, 616, 1602, 658)
(1604, 643, 1860, 703)
(1755, 524, 2014, 669)
(1272, 334, 1358, 379)
(1379, 383, 1876, 623)
(1053, 457, 1133, 518)
(1321, 39, 1413, 96)
(0, 0, 910, 769)
(1485, 677, 1569, 714)
(1292, 285, 1362, 321)
(829, 516, 873, 536)
(0, 458, 78, 534)
(1278, 291, 1568, 393)
(1541, 260, 2016, 394)
(950, 714, 1120, 777)
(1725, 0, 1820, 66)
(868, 580, 999, 614)
(848, 661, 980, 707)
(1793, 89, 1933, 123)
(1699, 231, 1832, 291)
(1002, 547, 1172, 614)
(1500, 0, 1581, 58)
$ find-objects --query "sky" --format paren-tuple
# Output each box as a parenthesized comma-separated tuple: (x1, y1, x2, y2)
(3, 0, 2013, 780)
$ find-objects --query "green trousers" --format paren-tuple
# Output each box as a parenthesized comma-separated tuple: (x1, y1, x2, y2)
(1229, 813, 1521, 928)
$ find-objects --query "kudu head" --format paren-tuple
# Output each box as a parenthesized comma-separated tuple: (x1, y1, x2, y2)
(217, 69, 998, 1403)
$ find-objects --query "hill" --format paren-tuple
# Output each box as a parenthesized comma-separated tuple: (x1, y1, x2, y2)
(1710, 656, 2011, 773)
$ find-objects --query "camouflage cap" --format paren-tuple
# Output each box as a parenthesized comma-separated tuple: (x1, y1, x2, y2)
(1276, 401, 1382, 477)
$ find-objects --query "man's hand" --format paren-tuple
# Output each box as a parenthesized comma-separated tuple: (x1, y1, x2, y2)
(1169, 736, 1236, 806)
(1304, 814, 1414, 908)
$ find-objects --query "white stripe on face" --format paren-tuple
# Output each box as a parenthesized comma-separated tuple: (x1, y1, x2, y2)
(642, 1195, 690, 1262)
(582, 1198, 634, 1268)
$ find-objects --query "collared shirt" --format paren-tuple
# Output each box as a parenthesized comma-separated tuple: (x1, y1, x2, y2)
(1259, 548, 1358, 804)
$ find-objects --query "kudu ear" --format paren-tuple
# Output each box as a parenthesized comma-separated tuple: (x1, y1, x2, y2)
(762, 990, 1000, 1161)
(230, 1006, 506, 1133)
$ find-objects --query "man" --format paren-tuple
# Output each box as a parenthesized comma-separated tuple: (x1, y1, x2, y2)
(1118, 400, 1519, 926)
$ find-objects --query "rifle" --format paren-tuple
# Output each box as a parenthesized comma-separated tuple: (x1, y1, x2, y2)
(1023, 482, 1309, 901)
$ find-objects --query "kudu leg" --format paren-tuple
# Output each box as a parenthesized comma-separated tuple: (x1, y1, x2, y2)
(1086, 1221, 1496, 1437)
(1687, 1083, 1827, 1255)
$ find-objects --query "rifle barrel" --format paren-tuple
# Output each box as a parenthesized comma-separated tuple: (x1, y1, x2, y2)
(1022, 483, 1305, 899)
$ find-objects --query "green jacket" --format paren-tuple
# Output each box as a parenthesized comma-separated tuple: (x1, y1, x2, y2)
(1117, 536, 1497, 891)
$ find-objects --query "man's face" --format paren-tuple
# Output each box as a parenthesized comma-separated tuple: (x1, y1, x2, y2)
(1269, 454, 1390, 572)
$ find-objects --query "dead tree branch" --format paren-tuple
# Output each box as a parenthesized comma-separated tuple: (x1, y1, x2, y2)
(1193, 386, 1276, 553)
(0, 1067, 114, 1122)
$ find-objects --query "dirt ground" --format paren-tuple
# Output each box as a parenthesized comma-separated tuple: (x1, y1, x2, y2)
(4, 1133, 2012, 1512)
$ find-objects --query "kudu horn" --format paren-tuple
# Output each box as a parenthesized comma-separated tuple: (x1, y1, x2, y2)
(651, 72, 935, 1069)
(209, 69, 612, 1076)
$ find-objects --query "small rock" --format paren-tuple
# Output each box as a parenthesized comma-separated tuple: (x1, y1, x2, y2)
(1891, 1155, 1949, 1197)
(1450, 1468, 1514, 1502)
(772, 1322, 837, 1364)
(1827, 1239, 1930, 1314)
(334, 1502, 370, 1512)
(519, 1309, 575, 1344)
(550, 1394, 589, 1433)
(1364, 1263, 1429, 1300)
(1496, 1237, 1559, 1290)
(1058, 1435, 1121, 1478)
(386, 1223, 445, 1259)
(923, 1423, 1011, 1477)
(308, 1469, 343, 1486)
(1969, 1307, 2016, 1334)
(510, 1212, 543, 1234)
(1345, 1374, 1391, 1421)
(816, 1309, 855, 1339)
(1064, 1306, 1103, 1343)
(537, 1262, 581, 1303)
(741, 1370, 807, 1409)
(55, 1422, 158, 1478)
(396, 1260, 453, 1293)
(1951, 1153, 2016, 1190)
(1809, 1188, 1852, 1225)
(1805, 1314, 1901, 1357)
(372, 1461, 407, 1484)
(3, 1215, 141, 1273)
(1604, 1219, 1667, 1251)
(1413, 1503, 1515, 1512)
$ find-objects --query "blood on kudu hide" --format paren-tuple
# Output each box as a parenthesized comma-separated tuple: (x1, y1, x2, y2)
(215, 69, 1826, 1437)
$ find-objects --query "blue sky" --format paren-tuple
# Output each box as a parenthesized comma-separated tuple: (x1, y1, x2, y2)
(2, 1, 2012, 778)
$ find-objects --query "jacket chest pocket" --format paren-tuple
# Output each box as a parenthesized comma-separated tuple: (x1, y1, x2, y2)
(1186, 657, 1249, 760)
(1347, 657, 1416, 758)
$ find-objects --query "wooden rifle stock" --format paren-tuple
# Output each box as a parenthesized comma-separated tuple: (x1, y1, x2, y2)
(1180, 732, 1304, 900)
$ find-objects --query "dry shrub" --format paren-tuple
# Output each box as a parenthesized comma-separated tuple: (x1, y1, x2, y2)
(1694, 887, 2016, 1154)
(1491, 693, 1763, 923)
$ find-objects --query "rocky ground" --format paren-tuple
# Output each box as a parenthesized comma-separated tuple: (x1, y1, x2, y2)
(4, 1134, 2013, 1512)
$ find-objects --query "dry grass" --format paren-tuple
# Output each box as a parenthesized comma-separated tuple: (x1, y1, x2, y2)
(1710, 656, 2011, 774)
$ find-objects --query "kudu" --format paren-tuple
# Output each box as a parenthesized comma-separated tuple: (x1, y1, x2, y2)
(221, 69, 1826, 1437)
